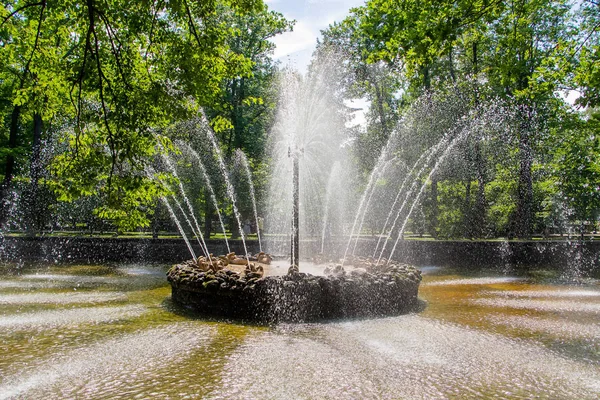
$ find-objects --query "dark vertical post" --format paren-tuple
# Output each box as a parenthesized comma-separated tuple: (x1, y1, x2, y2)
(26, 112, 43, 234)
(291, 151, 300, 268)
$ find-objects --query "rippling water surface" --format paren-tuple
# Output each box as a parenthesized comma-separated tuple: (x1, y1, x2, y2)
(0, 262, 599, 399)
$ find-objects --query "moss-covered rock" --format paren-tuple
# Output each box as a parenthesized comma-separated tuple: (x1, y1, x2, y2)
(167, 259, 422, 323)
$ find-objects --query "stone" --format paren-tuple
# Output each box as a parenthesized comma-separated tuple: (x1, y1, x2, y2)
(167, 257, 421, 323)
(202, 279, 220, 291)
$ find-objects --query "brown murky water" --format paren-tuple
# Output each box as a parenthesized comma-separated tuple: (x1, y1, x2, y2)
(0, 263, 599, 399)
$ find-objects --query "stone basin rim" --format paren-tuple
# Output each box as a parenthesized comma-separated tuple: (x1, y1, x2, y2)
(167, 260, 423, 323)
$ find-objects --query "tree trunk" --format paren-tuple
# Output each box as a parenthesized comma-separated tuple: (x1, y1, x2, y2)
(151, 203, 160, 239)
(448, 47, 456, 83)
(515, 126, 533, 238)
(463, 179, 472, 238)
(472, 42, 478, 76)
(0, 105, 22, 225)
(31, 113, 43, 182)
(25, 113, 43, 234)
(471, 41, 486, 237)
(429, 177, 438, 238)
(233, 77, 245, 151)
(374, 81, 389, 139)
(422, 65, 431, 90)
(473, 141, 487, 237)
(226, 79, 237, 157)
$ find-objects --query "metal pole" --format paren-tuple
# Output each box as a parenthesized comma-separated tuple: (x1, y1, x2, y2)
(291, 150, 300, 268)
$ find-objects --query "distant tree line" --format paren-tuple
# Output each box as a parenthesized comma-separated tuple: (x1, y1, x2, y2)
(0, 0, 292, 235)
(1, 0, 598, 240)
(316, 0, 600, 239)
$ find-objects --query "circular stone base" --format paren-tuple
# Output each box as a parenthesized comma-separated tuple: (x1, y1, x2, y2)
(167, 261, 421, 323)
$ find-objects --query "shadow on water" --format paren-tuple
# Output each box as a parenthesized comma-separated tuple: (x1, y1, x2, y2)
(422, 262, 600, 286)
(0, 263, 271, 399)
(160, 296, 273, 328)
(162, 293, 429, 328)
(419, 266, 600, 366)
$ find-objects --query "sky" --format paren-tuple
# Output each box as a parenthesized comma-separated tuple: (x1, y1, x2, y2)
(265, 0, 369, 126)
(264, 0, 581, 119)
(265, 0, 366, 73)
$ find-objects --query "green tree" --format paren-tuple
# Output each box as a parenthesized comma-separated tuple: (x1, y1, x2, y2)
(328, 0, 506, 238)
(346, 0, 577, 239)
(318, 16, 402, 173)
(208, 8, 293, 158)
(1, 0, 266, 230)
(574, 0, 600, 108)
(484, 0, 572, 237)
(192, 8, 292, 237)
(355, 0, 504, 94)
(555, 112, 600, 226)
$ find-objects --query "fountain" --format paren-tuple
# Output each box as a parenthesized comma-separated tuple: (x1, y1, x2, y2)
(165, 60, 522, 322)
(2, 66, 600, 400)
(166, 63, 423, 322)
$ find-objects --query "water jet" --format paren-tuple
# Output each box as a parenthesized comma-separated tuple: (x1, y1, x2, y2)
(166, 65, 424, 322)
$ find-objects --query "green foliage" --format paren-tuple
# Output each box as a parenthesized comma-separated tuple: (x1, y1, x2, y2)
(207, 7, 293, 158)
(0, 0, 273, 230)
(336, 0, 591, 239)
(355, 0, 503, 91)
(48, 129, 176, 229)
(574, 1, 600, 108)
(486, 165, 518, 236)
(2, 0, 599, 237)
(576, 46, 600, 108)
(435, 180, 470, 238)
(554, 112, 600, 221)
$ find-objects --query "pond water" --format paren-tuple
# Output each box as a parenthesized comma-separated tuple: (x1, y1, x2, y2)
(0, 262, 599, 399)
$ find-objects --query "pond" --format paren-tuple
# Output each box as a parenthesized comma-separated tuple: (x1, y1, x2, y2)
(0, 263, 599, 399)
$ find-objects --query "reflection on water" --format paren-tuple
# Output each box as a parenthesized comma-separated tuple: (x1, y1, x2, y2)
(0, 292, 127, 305)
(0, 262, 599, 399)
(422, 276, 524, 286)
(0, 305, 147, 330)
(484, 289, 600, 298)
(215, 317, 600, 399)
(0, 323, 216, 400)
(485, 314, 600, 341)
(473, 297, 600, 314)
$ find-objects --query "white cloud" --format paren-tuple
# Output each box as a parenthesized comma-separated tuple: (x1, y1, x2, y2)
(271, 21, 317, 59)
(267, 1, 372, 125)
(268, 0, 365, 73)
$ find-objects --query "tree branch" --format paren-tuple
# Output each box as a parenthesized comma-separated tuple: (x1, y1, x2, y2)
(572, 20, 600, 58)
(183, 0, 203, 48)
(69, 22, 93, 156)
(1, 1, 43, 27)
(20, 0, 47, 86)
(144, 0, 163, 61)
(87, 0, 117, 190)
(95, 8, 132, 90)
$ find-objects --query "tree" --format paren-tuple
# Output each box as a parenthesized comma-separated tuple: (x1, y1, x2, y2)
(191, 8, 293, 237)
(555, 112, 600, 227)
(355, 0, 504, 94)
(1, 0, 267, 230)
(484, 0, 572, 237)
(344, 0, 577, 238)
(208, 8, 293, 159)
(318, 16, 403, 173)
(321, 1, 502, 237)
(574, 0, 600, 108)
